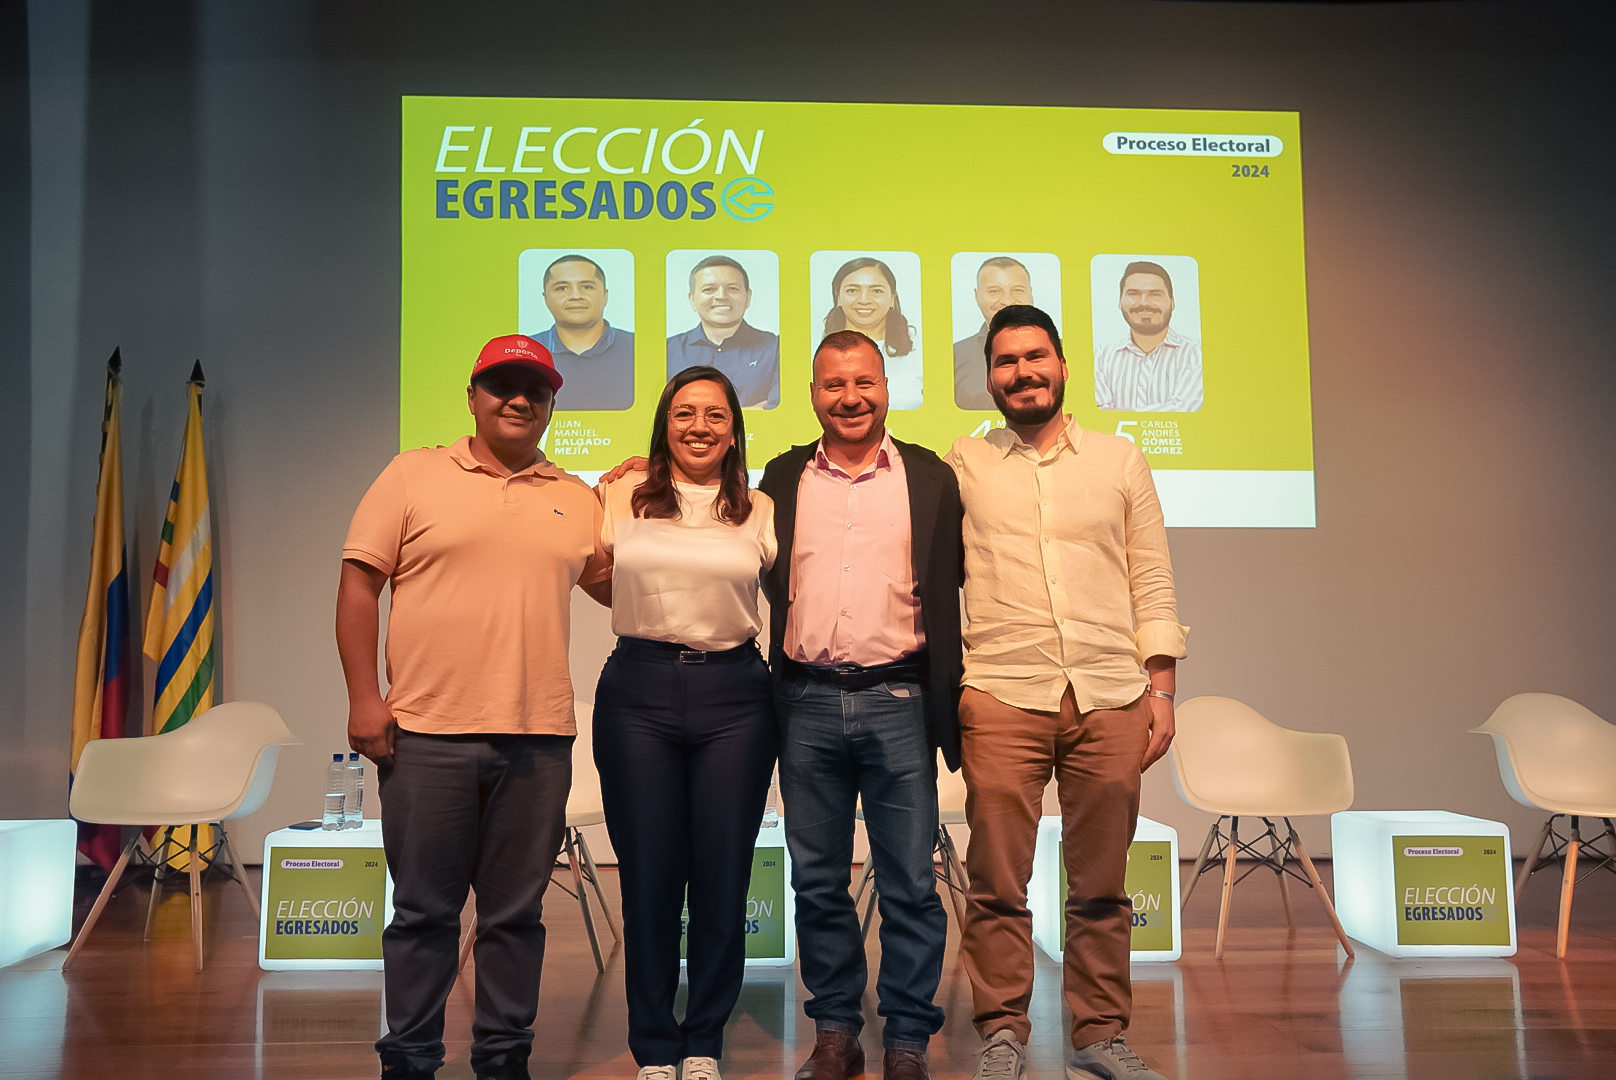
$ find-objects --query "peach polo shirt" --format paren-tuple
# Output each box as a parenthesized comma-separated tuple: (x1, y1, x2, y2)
(342, 436, 608, 736)
(946, 416, 1189, 713)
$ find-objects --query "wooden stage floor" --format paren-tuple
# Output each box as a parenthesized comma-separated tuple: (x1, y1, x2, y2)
(5, 857, 1613, 1079)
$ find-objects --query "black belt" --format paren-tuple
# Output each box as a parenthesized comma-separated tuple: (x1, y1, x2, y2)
(616, 636, 757, 664)
(782, 651, 928, 691)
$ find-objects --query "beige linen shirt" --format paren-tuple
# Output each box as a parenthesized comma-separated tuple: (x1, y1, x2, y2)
(343, 437, 608, 737)
(945, 416, 1188, 713)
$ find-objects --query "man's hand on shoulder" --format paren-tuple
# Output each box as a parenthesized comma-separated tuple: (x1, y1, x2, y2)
(348, 695, 397, 764)
(598, 456, 649, 486)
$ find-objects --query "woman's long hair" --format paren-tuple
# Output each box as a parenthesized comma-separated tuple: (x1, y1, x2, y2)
(631, 366, 752, 525)
(822, 257, 914, 357)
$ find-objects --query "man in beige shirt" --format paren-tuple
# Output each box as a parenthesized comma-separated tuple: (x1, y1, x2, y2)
(947, 305, 1187, 1080)
(337, 334, 607, 1080)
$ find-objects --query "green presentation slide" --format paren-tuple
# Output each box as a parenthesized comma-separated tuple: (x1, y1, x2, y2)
(401, 96, 1315, 526)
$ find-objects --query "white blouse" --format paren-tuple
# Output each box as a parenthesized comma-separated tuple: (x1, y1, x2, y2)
(599, 473, 778, 652)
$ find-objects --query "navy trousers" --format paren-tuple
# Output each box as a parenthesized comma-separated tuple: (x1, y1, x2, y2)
(594, 637, 777, 1066)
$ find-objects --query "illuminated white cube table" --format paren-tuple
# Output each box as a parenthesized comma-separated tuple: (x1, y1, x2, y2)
(682, 814, 795, 967)
(1330, 810, 1515, 958)
(0, 819, 76, 968)
(1028, 815, 1181, 962)
(259, 819, 394, 970)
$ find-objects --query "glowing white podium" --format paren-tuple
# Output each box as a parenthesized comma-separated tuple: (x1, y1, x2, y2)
(1028, 815, 1181, 962)
(1330, 810, 1515, 958)
(259, 819, 394, 970)
(0, 819, 76, 969)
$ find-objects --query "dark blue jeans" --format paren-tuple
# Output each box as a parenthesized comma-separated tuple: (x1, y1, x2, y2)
(594, 638, 777, 1067)
(776, 675, 947, 1049)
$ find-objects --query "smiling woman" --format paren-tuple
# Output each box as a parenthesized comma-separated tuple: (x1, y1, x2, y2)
(585, 365, 779, 1080)
(814, 252, 924, 410)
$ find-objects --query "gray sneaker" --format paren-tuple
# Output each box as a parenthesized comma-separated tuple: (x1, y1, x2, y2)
(1066, 1035, 1168, 1080)
(973, 1029, 1026, 1080)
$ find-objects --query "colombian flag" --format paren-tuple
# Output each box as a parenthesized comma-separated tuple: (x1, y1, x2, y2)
(70, 350, 133, 872)
(143, 362, 215, 869)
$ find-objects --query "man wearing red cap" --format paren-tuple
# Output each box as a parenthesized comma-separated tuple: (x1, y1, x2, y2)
(337, 335, 609, 1080)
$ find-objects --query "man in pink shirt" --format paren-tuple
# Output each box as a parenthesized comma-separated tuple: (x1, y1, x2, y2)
(759, 331, 964, 1080)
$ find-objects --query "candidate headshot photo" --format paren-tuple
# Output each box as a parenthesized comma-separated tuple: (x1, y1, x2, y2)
(665, 250, 781, 409)
(517, 248, 637, 410)
(1090, 254, 1204, 413)
(949, 252, 1062, 410)
(809, 251, 924, 410)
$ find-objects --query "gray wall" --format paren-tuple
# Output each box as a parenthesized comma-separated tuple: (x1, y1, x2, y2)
(7, 0, 1615, 862)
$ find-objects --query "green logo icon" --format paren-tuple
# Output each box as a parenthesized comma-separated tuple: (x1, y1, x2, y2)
(722, 176, 774, 221)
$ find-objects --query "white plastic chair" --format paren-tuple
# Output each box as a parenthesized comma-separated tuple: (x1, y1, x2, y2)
(1470, 693, 1616, 957)
(458, 701, 620, 976)
(853, 750, 970, 938)
(1170, 696, 1355, 958)
(64, 701, 300, 971)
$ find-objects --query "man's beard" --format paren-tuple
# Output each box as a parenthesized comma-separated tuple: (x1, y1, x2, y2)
(992, 376, 1066, 426)
(1124, 306, 1170, 334)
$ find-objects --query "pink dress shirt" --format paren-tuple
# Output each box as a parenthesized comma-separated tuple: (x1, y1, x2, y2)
(783, 435, 926, 666)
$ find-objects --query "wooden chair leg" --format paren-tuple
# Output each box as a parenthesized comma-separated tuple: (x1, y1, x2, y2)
(1215, 817, 1238, 959)
(938, 826, 969, 929)
(852, 857, 876, 906)
(566, 833, 605, 974)
(1516, 817, 1554, 902)
(1556, 819, 1581, 960)
(458, 908, 477, 974)
(574, 829, 621, 942)
(859, 866, 880, 943)
(63, 835, 138, 970)
(187, 826, 205, 972)
(144, 867, 163, 943)
(1182, 822, 1219, 907)
(1278, 864, 1296, 930)
(1289, 822, 1353, 959)
(144, 826, 176, 942)
(216, 827, 260, 921)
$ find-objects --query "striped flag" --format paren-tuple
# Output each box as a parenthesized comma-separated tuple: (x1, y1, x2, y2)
(144, 361, 215, 732)
(70, 349, 133, 872)
(143, 362, 215, 871)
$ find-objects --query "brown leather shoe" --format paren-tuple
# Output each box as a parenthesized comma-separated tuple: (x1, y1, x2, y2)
(795, 1028, 865, 1080)
(882, 1049, 928, 1080)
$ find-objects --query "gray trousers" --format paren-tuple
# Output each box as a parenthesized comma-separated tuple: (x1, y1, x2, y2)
(375, 727, 572, 1074)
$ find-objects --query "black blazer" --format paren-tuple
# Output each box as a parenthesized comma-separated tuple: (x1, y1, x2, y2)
(760, 438, 965, 771)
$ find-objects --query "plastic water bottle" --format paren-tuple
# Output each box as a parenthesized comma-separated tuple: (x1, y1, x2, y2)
(322, 753, 346, 830)
(343, 752, 365, 828)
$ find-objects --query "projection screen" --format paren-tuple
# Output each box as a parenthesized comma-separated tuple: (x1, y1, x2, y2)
(401, 96, 1314, 527)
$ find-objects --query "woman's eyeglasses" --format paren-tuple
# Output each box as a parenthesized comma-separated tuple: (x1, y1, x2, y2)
(668, 407, 733, 430)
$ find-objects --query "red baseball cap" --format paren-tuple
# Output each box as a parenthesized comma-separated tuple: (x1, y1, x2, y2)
(469, 334, 563, 394)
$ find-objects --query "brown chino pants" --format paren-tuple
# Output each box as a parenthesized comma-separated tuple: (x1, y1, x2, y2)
(958, 685, 1151, 1049)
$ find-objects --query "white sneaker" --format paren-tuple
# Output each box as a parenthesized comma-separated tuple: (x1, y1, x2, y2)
(637, 1067, 677, 1080)
(973, 1029, 1027, 1080)
(1066, 1035, 1168, 1079)
(680, 1057, 721, 1080)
